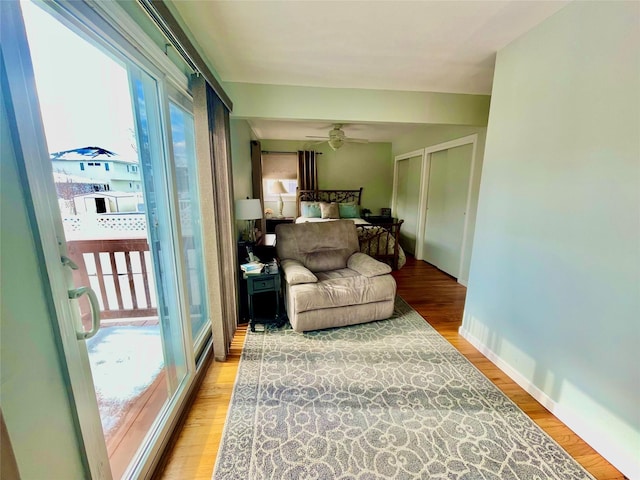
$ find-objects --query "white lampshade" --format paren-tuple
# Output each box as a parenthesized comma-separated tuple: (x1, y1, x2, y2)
(270, 180, 288, 195)
(235, 199, 263, 220)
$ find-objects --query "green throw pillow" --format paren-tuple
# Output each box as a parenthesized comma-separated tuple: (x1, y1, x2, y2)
(301, 202, 321, 218)
(339, 203, 359, 218)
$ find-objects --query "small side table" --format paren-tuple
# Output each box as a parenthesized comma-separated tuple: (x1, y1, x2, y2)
(245, 270, 281, 332)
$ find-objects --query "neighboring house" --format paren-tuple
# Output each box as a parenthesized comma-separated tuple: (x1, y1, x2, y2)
(51, 146, 141, 193)
(72, 191, 143, 215)
(53, 171, 109, 195)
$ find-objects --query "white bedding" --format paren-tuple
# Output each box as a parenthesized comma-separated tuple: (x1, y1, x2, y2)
(295, 216, 371, 225)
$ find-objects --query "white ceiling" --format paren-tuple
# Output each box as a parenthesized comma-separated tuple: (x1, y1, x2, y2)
(171, 0, 569, 141)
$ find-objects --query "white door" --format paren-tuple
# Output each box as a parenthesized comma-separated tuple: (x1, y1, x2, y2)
(423, 144, 473, 278)
(3, 2, 200, 478)
(394, 154, 423, 254)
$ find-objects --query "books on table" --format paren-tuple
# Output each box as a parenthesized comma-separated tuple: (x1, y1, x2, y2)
(241, 261, 264, 275)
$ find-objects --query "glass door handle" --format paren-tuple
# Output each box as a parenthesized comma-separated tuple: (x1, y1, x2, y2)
(68, 287, 101, 340)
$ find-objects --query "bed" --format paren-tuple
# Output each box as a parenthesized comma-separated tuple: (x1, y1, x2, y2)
(295, 188, 406, 269)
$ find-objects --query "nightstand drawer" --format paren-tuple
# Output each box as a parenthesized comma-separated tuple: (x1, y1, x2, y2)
(249, 277, 276, 293)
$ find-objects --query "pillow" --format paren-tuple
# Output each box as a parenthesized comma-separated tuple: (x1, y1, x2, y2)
(339, 203, 359, 218)
(320, 202, 340, 219)
(300, 201, 321, 218)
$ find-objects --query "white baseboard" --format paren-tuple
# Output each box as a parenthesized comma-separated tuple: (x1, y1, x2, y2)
(458, 325, 639, 480)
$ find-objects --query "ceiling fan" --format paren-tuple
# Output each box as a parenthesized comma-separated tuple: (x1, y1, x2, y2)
(306, 124, 369, 151)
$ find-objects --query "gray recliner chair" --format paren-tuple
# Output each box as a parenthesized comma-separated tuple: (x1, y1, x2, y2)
(275, 220, 396, 332)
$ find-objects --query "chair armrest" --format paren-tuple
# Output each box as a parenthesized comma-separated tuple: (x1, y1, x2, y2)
(347, 252, 392, 277)
(281, 259, 318, 285)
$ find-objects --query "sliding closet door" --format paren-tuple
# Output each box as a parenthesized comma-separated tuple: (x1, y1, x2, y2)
(394, 155, 422, 255)
(423, 144, 473, 278)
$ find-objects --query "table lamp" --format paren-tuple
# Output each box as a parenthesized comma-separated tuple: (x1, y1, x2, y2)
(270, 180, 288, 218)
(235, 198, 262, 242)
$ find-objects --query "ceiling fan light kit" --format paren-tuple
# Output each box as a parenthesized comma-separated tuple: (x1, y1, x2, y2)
(328, 137, 344, 150)
(328, 125, 346, 150)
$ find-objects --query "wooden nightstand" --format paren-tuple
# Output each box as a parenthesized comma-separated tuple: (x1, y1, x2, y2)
(366, 216, 397, 225)
(244, 270, 282, 332)
(265, 217, 294, 233)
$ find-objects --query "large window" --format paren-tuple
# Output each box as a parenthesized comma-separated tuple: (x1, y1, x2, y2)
(261, 152, 298, 206)
(262, 178, 298, 201)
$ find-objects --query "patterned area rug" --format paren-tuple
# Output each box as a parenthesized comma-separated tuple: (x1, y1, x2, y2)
(214, 297, 593, 479)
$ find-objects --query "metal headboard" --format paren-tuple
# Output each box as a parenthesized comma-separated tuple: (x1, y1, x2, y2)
(296, 188, 363, 216)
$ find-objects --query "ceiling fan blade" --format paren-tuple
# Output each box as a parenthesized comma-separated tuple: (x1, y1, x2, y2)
(305, 135, 330, 139)
(304, 140, 327, 147)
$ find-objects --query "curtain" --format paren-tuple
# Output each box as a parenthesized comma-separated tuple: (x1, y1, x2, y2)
(209, 86, 239, 359)
(193, 76, 238, 361)
(250, 140, 264, 234)
(297, 150, 318, 191)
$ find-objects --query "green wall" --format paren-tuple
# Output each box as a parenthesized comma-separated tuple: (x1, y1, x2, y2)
(229, 118, 254, 200)
(392, 125, 486, 157)
(225, 82, 490, 126)
(462, 2, 639, 477)
(1, 87, 86, 479)
(318, 142, 393, 215)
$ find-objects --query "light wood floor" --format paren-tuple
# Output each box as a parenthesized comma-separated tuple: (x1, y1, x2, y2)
(155, 256, 624, 480)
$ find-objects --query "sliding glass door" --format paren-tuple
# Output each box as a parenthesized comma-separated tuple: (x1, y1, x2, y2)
(167, 90, 211, 351)
(6, 2, 211, 478)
